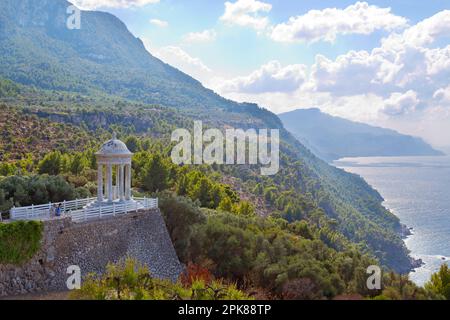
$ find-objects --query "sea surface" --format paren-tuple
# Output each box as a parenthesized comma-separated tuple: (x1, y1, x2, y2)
(334, 156, 450, 286)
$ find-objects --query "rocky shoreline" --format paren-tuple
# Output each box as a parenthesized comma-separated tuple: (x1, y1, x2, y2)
(399, 224, 425, 271)
(410, 257, 424, 270)
(400, 223, 413, 239)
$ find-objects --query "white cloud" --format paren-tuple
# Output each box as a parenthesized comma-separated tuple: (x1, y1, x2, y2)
(382, 90, 419, 116)
(71, 0, 159, 10)
(217, 60, 307, 94)
(183, 30, 217, 43)
(220, 0, 272, 31)
(310, 51, 391, 96)
(212, 10, 450, 146)
(271, 1, 408, 43)
(426, 45, 450, 78)
(138, 9, 449, 146)
(433, 85, 450, 104)
(308, 11, 450, 99)
(401, 10, 450, 47)
(142, 41, 213, 84)
(216, 11, 450, 106)
(149, 19, 168, 28)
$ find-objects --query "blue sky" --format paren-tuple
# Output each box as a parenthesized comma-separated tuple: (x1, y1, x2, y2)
(72, 1, 450, 148)
(95, 0, 449, 73)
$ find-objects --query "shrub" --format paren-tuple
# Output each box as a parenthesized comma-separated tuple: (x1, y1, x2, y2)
(0, 220, 43, 265)
(75, 187, 91, 199)
(71, 258, 252, 300)
(0, 175, 76, 210)
(282, 278, 322, 300)
(159, 193, 205, 261)
(180, 262, 213, 286)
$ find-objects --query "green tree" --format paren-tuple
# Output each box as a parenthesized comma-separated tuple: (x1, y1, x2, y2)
(189, 177, 213, 208)
(218, 196, 233, 212)
(0, 175, 76, 209)
(38, 151, 62, 175)
(425, 264, 450, 299)
(0, 188, 13, 215)
(140, 153, 169, 192)
(175, 173, 189, 196)
(125, 136, 141, 153)
(289, 221, 314, 240)
(159, 194, 205, 261)
(141, 138, 152, 151)
(233, 201, 255, 216)
(0, 162, 16, 176)
(69, 153, 88, 175)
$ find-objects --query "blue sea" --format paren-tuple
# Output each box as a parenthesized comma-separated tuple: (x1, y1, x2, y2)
(334, 156, 450, 286)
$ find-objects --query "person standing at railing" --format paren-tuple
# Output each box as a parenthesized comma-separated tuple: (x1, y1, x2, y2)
(56, 204, 62, 217)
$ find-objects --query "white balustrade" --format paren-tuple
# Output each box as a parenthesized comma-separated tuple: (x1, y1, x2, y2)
(9, 196, 158, 223)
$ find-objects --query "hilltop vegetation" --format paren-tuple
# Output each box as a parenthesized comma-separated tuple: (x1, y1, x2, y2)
(0, 79, 412, 273)
(0, 105, 93, 161)
(0, 0, 277, 128)
(0, 0, 429, 299)
(0, 78, 21, 98)
(0, 89, 437, 299)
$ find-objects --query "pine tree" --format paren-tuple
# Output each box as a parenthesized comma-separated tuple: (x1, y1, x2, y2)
(218, 196, 233, 212)
(38, 151, 62, 175)
(425, 264, 450, 299)
(140, 153, 169, 192)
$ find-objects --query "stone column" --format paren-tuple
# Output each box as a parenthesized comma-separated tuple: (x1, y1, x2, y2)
(105, 164, 109, 201)
(116, 165, 120, 200)
(97, 164, 103, 202)
(125, 164, 132, 200)
(107, 164, 113, 202)
(119, 164, 125, 201)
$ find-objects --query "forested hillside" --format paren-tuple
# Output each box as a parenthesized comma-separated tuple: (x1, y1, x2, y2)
(0, 79, 411, 274)
(0, 0, 415, 283)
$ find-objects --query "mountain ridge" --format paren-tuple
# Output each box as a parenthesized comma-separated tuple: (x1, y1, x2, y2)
(0, 0, 281, 128)
(279, 108, 443, 161)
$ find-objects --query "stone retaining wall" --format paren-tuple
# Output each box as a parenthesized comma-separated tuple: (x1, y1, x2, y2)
(0, 209, 183, 297)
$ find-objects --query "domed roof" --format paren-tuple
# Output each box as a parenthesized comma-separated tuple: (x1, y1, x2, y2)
(96, 133, 132, 156)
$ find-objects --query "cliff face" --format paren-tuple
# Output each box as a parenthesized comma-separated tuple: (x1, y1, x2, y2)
(0, 209, 183, 297)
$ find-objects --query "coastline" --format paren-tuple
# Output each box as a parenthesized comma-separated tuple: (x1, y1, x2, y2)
(385, 203, 424, 273)
(398, 222, 425, 271)
(333, 156, 448, 283)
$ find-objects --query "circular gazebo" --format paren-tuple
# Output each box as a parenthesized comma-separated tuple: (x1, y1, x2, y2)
(10, 133, 158, 222)
(95, 133, 133, 204)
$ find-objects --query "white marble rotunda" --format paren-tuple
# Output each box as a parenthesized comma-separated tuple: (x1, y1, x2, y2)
(95, 133, 133, 205)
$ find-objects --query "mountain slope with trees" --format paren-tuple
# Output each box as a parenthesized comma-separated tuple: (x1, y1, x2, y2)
(0, 0, 413, 274)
